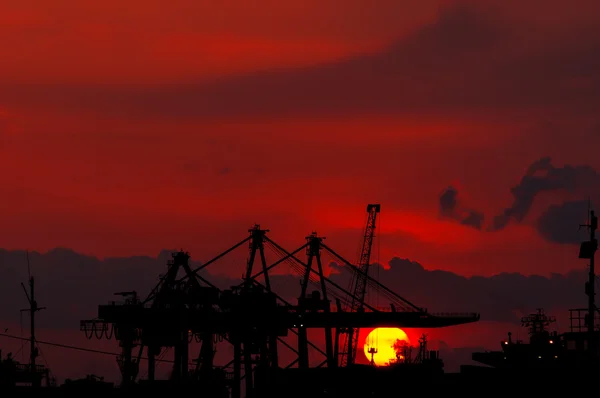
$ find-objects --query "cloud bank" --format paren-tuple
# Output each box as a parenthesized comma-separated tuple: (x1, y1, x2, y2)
(441, 157, 600, 244)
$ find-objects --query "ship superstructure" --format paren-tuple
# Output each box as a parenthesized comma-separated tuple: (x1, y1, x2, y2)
(467, 208, 600, 374)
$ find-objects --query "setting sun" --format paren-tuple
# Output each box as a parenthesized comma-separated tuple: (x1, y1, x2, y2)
(363, 328, 410, 366)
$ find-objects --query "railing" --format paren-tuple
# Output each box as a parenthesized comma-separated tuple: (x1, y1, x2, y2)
(568, 308, 600, 333)
(106, 300, 149, 307)
(429, 312, 480, 318)
(13, 363, 46, 373)
(370, 306, 422, 313)
(366, 307, 479, 318)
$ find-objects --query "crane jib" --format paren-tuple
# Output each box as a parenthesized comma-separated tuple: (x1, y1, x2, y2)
(341, 204, 381, 367)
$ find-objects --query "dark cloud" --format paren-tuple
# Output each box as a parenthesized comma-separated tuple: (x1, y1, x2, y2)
(537, 200, 592, 244)
(439, 186, 484, 229)
(461, 211, 484, 229)
(369, 258, 584, 323)
(1, 2, 600, 119)
(442, 157, 599, 243)
(0, 247, 587, 329)
(439, 186, 458, 217)
(491, 157, 600, 231)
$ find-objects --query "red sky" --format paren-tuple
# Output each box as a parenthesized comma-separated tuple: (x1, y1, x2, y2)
(1, 0, 600, 381)
(2, 0, 599, 277)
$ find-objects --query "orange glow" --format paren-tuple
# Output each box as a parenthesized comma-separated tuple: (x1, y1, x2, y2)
(364, 328, 410, 366)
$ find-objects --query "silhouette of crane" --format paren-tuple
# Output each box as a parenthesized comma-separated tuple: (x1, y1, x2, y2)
(340, 204, 380, 367)
(81, 205, 479, 395)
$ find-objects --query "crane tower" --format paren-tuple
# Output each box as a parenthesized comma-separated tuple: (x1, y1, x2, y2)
(340, 203, 381, 367)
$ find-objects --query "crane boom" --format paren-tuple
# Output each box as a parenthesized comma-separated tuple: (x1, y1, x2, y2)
(340, 204, 380, 367)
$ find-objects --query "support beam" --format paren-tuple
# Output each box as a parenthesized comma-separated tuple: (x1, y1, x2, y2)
(265, 236, 379, 312)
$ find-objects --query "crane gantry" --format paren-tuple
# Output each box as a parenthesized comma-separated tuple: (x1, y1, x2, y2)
(80, 204, 479, 397)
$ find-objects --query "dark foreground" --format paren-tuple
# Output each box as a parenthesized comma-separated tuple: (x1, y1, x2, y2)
(4, 367, 595, 397)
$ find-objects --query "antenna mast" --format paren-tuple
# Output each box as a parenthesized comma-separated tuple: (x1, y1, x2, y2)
(20, 251, 46, 383)
(579, 204, 597, 355)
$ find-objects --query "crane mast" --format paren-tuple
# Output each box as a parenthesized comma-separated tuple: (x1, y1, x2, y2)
(340, 204, 380, 367)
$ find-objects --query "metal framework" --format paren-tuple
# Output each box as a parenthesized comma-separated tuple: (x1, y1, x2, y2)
(80, 209, 480, 397)
(18, 253, 50, 387)
(340, 203, 380, 367)
(579, 209, 598, 353)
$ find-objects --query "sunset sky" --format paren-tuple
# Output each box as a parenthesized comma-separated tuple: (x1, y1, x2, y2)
(1, 0, 600, 382)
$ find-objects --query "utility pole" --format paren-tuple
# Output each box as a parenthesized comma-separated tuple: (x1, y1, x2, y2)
(20, 252, 46, 386)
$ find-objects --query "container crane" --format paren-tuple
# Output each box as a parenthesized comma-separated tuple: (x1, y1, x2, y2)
(82, 211, 480, 393)
(340, 203, 381, 367)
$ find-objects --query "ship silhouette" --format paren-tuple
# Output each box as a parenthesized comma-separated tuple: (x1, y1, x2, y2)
(463, 209, 600, 378)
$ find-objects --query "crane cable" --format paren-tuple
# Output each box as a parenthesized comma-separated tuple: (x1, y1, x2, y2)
(264, 241, 353, 307)
(0, 332, 194, 366)
(375, 211, 381, 350)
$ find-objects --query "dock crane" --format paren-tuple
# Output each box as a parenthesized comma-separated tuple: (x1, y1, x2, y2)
(339, 204, 381, 367)
(82, 206, 480, 392)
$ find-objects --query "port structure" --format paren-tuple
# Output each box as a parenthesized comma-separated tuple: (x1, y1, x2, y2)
(80, 211, 479, 396)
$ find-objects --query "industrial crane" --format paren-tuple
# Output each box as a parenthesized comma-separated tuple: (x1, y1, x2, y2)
(340, 204, 381, 367)
(81, 207, 480, 393)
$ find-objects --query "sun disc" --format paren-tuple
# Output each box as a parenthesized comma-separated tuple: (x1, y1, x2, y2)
(363, 328, 410, 366)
